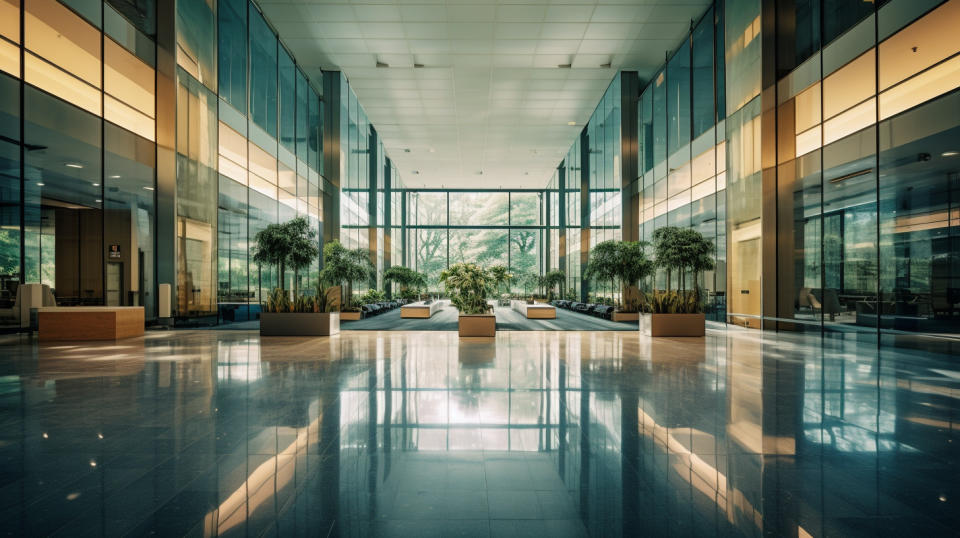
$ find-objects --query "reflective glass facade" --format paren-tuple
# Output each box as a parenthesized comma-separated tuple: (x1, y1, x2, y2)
(0, 0, 329, 328)
(621, 0, 960, 343)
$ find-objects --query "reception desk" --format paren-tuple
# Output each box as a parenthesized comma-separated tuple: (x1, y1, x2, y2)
(511, 300, 556, 319)
(401, 301, 443, 319)
(36, 306, 145, 341)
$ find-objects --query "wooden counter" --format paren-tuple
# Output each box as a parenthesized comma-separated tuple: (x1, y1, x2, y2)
(36, 306, 145, 341)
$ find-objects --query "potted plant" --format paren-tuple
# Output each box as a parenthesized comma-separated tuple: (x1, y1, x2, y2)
(319, 241, 373, 321)
(641, 227, 715, 336)
(260, 284, 339, 336)
(384, 266, 428, 301)
(440, 262, 495, 337)
(488, 264, 513, 306)
(252, 217, 319, 297)
(585, 240, 654, 322)
(540, 269, 565, 302)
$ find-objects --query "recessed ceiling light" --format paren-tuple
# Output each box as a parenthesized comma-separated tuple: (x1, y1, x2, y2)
(36, 182, 44, 186)
(567, 121, 577, 126)
(65, 163, 83, 169)
(109, 175, 121, 179)
(95, 199, 102, 203)
(143, 186, 155, 191)
(92, 183, 100, 187)
(943, 151, 959, 157)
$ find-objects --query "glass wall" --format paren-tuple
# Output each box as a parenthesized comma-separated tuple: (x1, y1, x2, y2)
(1, 0, 160, 327)
(634, 2, 727, 320)
(774, 0, 960, 339)
(404, 191, 546, 295)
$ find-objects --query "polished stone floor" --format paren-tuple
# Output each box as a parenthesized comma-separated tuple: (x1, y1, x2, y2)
(0, 327, 957, 536)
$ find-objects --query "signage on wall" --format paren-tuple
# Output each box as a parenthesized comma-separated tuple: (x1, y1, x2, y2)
(109, 244, 121, 259)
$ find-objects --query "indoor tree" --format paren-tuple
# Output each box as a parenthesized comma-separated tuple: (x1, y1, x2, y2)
(439, 263, 493, 315)
(650, 226, 715, 313)
(488, 264, 513, 297)
(540, 269, 565, 301)
(252, 217, 319, 296)
(319, 241, 373, 311)
(584, 240, 654, 311)
(384, 265, 427, 300)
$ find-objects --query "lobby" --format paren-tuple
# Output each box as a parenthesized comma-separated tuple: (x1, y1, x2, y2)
(1, 0, 959, 535)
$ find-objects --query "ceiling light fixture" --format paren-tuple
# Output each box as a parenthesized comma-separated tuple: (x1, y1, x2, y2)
(92, 183, 100, 187)
(109, 175, 120, 179)
(143, 186, 155, 191)
(65, 163, 83, 169)
(567, 121, 576, 126)
(943, 151, 959, 157)
(36, 182, 44, 187)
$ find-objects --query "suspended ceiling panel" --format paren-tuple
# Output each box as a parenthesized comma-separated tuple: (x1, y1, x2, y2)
(259, 0, 711, 188)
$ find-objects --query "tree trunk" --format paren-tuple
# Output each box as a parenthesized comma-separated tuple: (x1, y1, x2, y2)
(279, 261, 285, 291)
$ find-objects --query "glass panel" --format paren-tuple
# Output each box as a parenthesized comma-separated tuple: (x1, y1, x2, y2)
(725, 0, 761, 113)
(278, 48, 295, 152)
(822, 49, 875, 119)
(879, 55, 960, 120)
(725, 98, 762, 327)
(793, 0, 821, 66)
(510, 229, 539, 281)
(639, 86, 653, 175)
(794, 82, 821, 133)
(249, 188, 277, 303)
(23, 53, 101, 116)
(296, 69, 308, 160)
(823, 126, 877, 332)
(879, 89, 960, 335)
(879, 0, 960, 91)
(309, 86, 320, 171)
(0, 73, 20, 324)
(249, 7, 277, 138)
(0, 39, 17, 78)
(106, 0, 156, 38)
(176, 0, 216, 90)
(218, 175, 249, 322)
(105, 39, 155, 118)
(105, 95, 155, 141)
(218, 121, 247, 184)
(667, 41, 691, 155)
(218, 0, 246, 111)
(1, 0, 20, 43)
(23, 85, 103, 303)
(449, 192, 508, 226)
(104, 123, 155, 313)
(652, 71, 666, 166)
(692, 9, 715, 138)
(510, 193, 540, 226)
(823, 0, 875, 46)
(449, 229, 507, 267)
(176, 69, 218, 317)
(25, 0, 101, 88)
(60, 0, 101, 27)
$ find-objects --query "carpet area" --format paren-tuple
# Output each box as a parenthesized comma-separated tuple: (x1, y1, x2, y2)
(213, 303, 639, 331)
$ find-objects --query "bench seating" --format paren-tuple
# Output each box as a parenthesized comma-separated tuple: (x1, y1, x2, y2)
(36, 306, 145, 341)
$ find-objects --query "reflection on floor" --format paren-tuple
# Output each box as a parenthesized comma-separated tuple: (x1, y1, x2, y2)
(0, 328, 957, 536)
(215, 304, 639, 331)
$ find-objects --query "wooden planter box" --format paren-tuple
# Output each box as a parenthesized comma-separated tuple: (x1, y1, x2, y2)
(458, 314, 496, 337)
(611, 311, 639, 322)
(261, 312, 340, 336)
(639, 313, 705, 337)
(340, 311, 362, 321)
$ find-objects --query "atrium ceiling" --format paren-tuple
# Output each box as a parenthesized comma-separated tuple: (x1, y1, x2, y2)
(259, 0, 711, 188)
